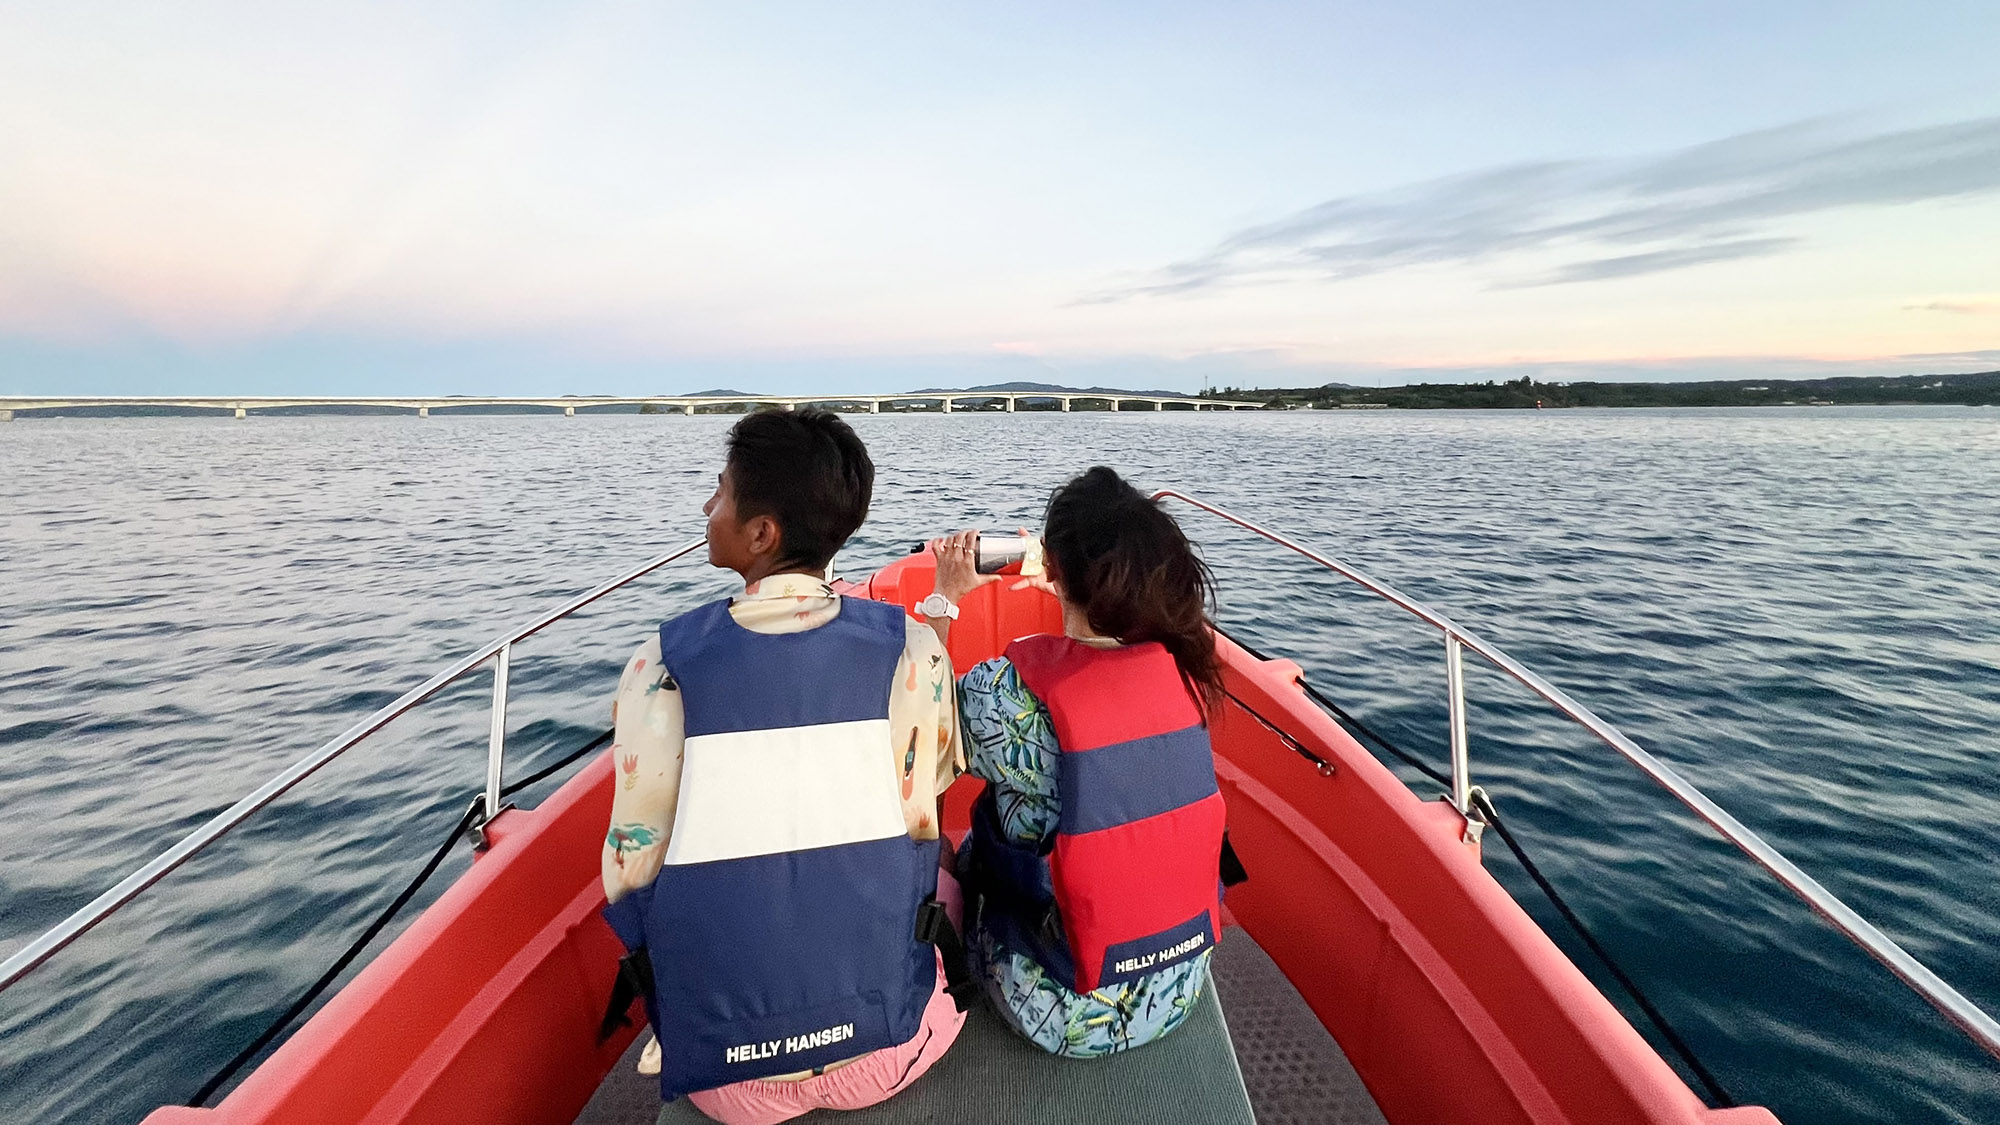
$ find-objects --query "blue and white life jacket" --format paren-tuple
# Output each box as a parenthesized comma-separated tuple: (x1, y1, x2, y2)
(601, 595, 943, 1100)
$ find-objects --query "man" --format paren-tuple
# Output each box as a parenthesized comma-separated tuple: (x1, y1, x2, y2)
(599, 408, 966, 1125)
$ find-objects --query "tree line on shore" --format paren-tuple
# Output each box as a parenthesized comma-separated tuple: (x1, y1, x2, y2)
(1211, 369, 2000, 410)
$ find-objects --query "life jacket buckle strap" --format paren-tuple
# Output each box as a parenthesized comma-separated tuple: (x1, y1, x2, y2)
(597, 948, 655, 1043)
(1036, 906, 1065, 950)
(913, 899, 947, 945)
(914, 899, 980, 1013)
(1220, 831, 1249, 888)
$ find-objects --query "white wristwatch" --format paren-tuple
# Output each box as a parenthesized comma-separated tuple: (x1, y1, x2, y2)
(916, 593, 960, 620)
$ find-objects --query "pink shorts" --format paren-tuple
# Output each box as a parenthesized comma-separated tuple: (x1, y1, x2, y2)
(685, 874, 967, 1125)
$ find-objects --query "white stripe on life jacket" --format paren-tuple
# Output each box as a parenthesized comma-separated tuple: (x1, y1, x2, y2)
(664, 718, 906, 866)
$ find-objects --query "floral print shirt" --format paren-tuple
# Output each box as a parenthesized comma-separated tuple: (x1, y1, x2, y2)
(959, 654, 1212, 1057)
(600, 572, 962, 906)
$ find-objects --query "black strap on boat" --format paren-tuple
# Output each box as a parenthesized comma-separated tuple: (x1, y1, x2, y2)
(1211, 625, 1390, 782)
(915, 898, 980, 1012)
(1221, 683, 1338, 776)
(189, 727, 616, 1107)
(1298, 675, 1449, 788)
(597, 948, 656, 1042)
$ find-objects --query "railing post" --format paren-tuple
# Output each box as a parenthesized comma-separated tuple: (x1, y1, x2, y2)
(480, 643, 510, 845)
(1445, 632, 1471, 820)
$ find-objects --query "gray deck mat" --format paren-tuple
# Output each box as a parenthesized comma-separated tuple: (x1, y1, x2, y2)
(1207, 934, 1388, 1125)
(576, 932, 1384, 1125)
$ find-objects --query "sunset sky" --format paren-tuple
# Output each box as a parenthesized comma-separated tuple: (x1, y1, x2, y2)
(3, 1, 1998, 395)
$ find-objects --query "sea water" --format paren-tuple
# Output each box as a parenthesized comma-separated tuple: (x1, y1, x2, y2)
(1, 407, 1996, 1123)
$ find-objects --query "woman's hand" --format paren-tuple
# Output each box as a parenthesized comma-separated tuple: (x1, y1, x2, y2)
(1010, 571, 1058, 598)
(928, 528, 1000, 604)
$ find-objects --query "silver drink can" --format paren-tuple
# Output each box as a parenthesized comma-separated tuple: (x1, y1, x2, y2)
(976, 533, 1044, 575)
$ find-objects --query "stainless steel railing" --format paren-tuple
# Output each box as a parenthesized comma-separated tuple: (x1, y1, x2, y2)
(0, 535, 707, 993)
(1153, 488, 2000, 1063)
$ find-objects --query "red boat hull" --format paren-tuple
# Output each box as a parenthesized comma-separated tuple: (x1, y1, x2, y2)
(145, 554, 1777, 1124)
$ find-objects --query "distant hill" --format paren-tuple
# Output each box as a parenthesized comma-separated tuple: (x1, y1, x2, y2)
(681, 388, 765, 397)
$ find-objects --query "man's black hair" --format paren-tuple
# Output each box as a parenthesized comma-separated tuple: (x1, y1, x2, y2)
(725, 407, 875, 571)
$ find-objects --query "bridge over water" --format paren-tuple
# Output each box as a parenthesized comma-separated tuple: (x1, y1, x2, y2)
(0, 392, 1262, 421)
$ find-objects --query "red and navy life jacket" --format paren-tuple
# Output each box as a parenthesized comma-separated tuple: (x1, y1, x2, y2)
(600, 596, 943, 1100)
(964, 633, 1226, 994)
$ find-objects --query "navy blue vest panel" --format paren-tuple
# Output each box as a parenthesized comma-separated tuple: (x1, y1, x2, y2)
(613, 834, 941, 1098)
(658, 596, 908, 737)
(1056, 724, 1219, 835)
(960, 791, 1077, 986)
(603, 594, 940, 1100)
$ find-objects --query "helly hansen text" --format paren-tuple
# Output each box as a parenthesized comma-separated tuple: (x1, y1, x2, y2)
(1112, 931, 1207, 975)
(723, 1022, 857, 1064)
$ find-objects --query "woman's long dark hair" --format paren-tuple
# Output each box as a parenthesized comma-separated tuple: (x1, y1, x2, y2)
(1043, 466, 1223, 714)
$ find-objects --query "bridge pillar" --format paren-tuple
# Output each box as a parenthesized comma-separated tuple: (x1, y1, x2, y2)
(869, 400, 880, 413)
(1153, 400, 1162, 411)
(1060, 398, 1070, 412)
(564, 405, 575, 417)
(1005, 397, 1016, 413)
(1110, 399, 1121, 412)
(782, 402, 795, 411)
(233, 405, 246, 419)
(418, 405, 430, 418)
(941, 398, 953, 414)
(0, 409, 12, 422)
(683, 403, 695, 416)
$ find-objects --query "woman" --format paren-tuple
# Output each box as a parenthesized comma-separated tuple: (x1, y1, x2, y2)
(922, 466, 1228, 1058)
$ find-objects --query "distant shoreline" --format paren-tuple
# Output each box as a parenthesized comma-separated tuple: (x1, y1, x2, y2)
(4, 401, 1995, 418)
(1215, 369, 2000, 410)
(4, 369, 1996, 416)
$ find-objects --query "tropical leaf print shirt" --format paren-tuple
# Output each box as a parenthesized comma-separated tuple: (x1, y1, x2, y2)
(600, 573, 963, 905)
(959, 654, 1212, 1057)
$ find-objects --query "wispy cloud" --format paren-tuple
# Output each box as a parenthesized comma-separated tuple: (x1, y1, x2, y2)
(1518, 237, 1800, 287)
(1903, 296, 2000, 315)
(1085, 116, 2000, 301)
